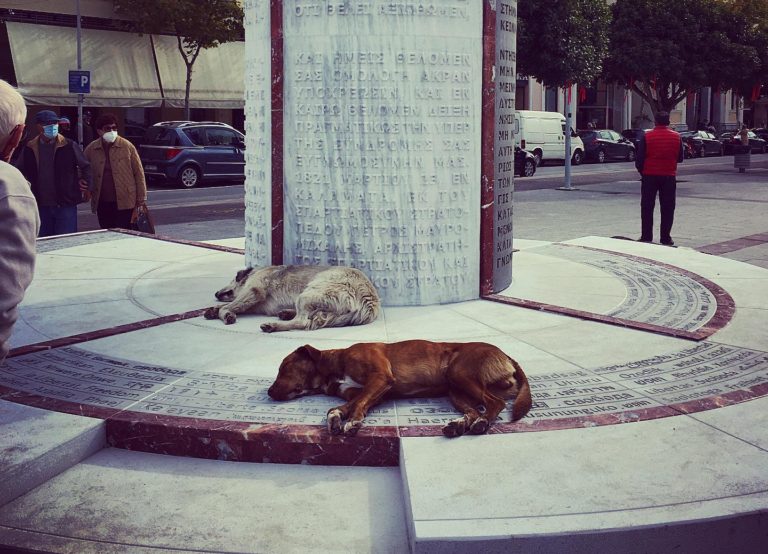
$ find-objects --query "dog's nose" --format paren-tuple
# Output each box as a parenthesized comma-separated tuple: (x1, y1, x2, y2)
(267, 385, 277, 399)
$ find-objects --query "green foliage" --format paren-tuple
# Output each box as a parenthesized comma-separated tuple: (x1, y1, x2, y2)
(604, 0, 765, 113)
(718, 0, 768, 98)
(114, 0, 244, 118)
(517, 0, 611, 88)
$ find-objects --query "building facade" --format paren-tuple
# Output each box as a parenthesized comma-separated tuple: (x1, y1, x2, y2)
(0, 0, 245, 143)
(2, 1, 760, 143)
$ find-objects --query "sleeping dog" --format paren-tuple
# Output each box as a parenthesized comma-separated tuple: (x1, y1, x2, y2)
(268, 340, 532, 437)
(204, 265, 380, 332)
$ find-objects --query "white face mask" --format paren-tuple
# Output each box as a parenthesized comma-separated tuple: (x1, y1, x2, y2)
(102, 130, 118, 143)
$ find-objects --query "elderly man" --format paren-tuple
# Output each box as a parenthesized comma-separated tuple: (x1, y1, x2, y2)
(0, 79, 39, 363)
(16, 109, 91, 236)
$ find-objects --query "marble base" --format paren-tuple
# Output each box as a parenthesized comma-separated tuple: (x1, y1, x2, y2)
(2, 231, 768, 553)
(1, 231, 766, 467)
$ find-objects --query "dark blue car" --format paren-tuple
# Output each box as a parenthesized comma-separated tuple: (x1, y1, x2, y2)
(139, 121, 245, 188)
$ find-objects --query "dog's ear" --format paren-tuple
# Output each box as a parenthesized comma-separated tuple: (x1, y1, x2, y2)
(235, 268, 254, 283)
(298, 344, 322, 363)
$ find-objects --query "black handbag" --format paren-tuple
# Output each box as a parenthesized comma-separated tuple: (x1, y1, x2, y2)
(131, 203, 156, 234)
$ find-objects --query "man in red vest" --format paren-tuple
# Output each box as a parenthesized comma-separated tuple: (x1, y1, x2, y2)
(634, 111, 684, 246)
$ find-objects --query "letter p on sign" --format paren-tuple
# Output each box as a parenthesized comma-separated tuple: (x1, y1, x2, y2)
(68, 70, 91, 94)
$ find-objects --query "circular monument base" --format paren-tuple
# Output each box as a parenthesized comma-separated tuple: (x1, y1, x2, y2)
(3, 231, 768, 551)
(2, 231, 766, 465)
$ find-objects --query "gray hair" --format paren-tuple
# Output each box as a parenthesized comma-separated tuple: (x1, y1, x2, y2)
(0, 79, 27, 141)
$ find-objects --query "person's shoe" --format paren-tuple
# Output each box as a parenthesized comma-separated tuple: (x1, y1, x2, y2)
(637, 237, 652, 243)
(661, 238, 675, 246)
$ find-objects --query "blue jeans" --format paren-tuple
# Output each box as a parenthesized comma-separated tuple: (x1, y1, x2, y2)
(38, 205, 77, 237)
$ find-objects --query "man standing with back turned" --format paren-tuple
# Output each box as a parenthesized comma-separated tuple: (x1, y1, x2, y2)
(635, 111, 684, 246)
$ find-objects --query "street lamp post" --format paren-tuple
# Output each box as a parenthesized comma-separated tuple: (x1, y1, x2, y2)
(76, 0, 83, 146)
(558, 85, 578, 191)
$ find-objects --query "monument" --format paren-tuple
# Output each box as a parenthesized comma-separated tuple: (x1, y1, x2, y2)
(243, 0, 516, 305)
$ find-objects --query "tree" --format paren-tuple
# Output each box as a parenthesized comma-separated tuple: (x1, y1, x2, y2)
(719, 0, 768, 101)
(604, 0, 763, 114)
(517, 0, 611, 88)
(115, 0, 243, 120)
(517, 1, 610, 184)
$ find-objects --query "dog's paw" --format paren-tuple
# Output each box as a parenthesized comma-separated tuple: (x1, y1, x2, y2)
(469, 417, 490, 435)
(222, 311, 237, 325)
(260, 322, 276, 333)
(203, 306, 219, 320)
(277, 309, 296, 321)
(442, 416, 469, 438)
(342, 420, 362, 436)
(327, 408, 344, 435)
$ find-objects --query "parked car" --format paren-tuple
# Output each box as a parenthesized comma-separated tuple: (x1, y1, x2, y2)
(515, 147, 536, 177)
(124, 124, 147, 147)
(679, 130, 723, 158)
(139, 121, 246, 188)
(577, 129, 636, 163)
(719, 131, 768, 155)
(751, 128, 768, 142)
(620, 128, 647, 149)
(514, 110, 584, 166)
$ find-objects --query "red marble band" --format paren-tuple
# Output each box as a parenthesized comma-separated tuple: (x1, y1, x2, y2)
(482, 294, 706, 341)
(478, 1, 497, 296)
(270, 0, 285, 265)
(108, 229, 246, 255)
(698, 232, 768, 256)
(4, 377, 767, 467)
(484, 244, 735, 341)
(6, 309, 207, 359)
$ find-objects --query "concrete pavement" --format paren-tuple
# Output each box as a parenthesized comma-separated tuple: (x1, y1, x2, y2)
(517, 157, 768, 268)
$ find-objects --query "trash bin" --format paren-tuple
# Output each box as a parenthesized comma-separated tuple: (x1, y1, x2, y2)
(734, 144, 751, 173)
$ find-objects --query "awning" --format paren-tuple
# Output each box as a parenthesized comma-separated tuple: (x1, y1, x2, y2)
(152, 35, 244, 109)
(6, 22, 162, 107)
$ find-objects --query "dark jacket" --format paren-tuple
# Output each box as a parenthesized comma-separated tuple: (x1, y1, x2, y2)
(16, 134, 92, 206)
(635, 126, 684, 176)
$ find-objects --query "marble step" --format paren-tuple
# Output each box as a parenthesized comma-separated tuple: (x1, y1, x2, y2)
(400, 403, 768, 554)
(0, 399, 105, 505)
(0, 448, 409, 553)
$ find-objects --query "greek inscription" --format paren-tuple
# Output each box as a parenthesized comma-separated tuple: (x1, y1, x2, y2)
(281, 4, 482, 303)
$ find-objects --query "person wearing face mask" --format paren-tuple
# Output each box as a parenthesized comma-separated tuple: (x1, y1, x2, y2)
(0, 79, 39, 363)
(83, 113, 147, 229)
(15, 109, 91, 236)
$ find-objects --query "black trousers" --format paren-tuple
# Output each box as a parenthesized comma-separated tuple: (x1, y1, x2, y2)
(640, 175, 676, 242)
(97, 201, 134, 230)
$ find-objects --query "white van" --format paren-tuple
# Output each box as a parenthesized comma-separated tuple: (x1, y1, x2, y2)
(514, 110, 584, 166)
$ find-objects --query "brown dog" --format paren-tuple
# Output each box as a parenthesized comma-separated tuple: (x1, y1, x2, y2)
(268, 340, 532, 438)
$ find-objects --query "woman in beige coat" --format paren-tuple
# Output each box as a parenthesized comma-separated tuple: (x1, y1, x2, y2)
(83, 113, 146, 229)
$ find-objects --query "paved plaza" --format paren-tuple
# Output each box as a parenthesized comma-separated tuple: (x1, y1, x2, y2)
(1, 164, 767, 553)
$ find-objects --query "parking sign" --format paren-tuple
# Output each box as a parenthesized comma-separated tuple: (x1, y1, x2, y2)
(68, 70, 91, 94)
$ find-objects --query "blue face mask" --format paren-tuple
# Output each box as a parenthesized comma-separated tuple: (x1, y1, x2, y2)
(43, 124, 59, 139)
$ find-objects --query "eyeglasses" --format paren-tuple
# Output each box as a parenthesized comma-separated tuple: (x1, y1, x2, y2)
(102, 125, 118, 131)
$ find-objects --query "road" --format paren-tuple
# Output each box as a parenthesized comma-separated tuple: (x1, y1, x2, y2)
(515, 155, 763, 191)
(76, 155, 768, 268)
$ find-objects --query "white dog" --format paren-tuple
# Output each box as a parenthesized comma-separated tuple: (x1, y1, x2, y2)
(203, 265, 381, 332)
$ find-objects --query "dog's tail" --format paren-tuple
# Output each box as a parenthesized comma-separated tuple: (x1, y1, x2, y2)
(510, 360, 532, 422)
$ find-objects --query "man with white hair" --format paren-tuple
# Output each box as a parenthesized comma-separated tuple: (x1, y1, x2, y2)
(0, 79, 39, 363)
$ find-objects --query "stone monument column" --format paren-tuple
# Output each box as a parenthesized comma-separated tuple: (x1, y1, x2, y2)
(244, 0, 516, 306)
